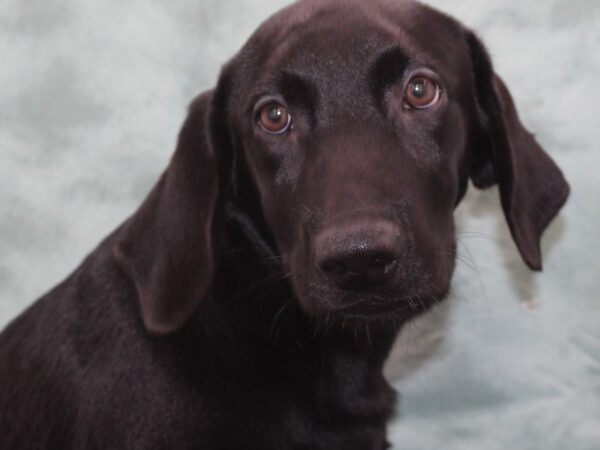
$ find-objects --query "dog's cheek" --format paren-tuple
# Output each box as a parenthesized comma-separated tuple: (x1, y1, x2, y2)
(430, 239, 456, 299)
(414, 218, 457, 299)
(287, 245, 319, 316)
(290, 219, 312, 295)
(241, 146, 290, 241)
(400, 104, 468, 204)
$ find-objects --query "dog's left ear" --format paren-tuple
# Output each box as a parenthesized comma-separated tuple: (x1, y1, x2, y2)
(466, 31, 570, 270)
(113, 83, 231, 335)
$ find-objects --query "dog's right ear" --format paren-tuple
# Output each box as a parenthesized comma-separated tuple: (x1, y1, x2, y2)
(114, 72, 233, 335)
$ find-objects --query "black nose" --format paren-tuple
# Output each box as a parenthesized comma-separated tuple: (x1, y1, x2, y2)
(315, 221, 402, 291)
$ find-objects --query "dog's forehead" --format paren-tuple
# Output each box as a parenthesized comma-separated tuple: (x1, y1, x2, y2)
(239, 0, 466, 89)
(266, 21, 393, 76)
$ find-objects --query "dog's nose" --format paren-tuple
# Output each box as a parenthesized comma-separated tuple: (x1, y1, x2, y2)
(315, 221, 402, 291)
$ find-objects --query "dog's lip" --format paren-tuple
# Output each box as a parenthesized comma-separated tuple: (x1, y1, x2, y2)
(327, 297, 410, 317)
(324, 293, 441, 319)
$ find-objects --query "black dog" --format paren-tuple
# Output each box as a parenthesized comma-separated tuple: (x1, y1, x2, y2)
(0, 0, 569, 448)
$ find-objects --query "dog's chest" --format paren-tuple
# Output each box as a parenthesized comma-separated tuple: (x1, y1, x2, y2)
(149, 349, 395, 449)
(215, 349, 396, 449)
(315, 349, 397, 420)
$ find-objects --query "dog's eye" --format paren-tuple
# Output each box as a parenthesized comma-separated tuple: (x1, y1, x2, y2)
(258, 103, 291, 134)
(404, 76, 441, 109)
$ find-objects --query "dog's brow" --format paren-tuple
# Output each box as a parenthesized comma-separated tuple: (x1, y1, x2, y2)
(369, 46, 410, 106)
(277, 70, 318, 111)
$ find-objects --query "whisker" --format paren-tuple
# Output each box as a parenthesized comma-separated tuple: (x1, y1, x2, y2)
(260, 254, 287, 262)
(230, 271, 288, 301)
(366, 322, 372, 349)
(457, 230, 501, 240)
(457, 240, 488, 308)
(270, 297, 294, 339)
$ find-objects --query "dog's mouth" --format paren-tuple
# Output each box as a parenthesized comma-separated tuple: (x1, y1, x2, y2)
(297, 273, 450, 325)
(333, 295, 437, 317)
(317, 289, 445, 323)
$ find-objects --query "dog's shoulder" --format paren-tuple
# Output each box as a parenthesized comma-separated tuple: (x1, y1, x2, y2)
(0, 230, 143, 446)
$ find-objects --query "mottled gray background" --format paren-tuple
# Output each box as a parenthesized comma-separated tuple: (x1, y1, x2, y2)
(1, 0, 598, 449)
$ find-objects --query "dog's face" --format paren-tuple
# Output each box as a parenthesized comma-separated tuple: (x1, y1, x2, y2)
(115, 0, 569, 334)
(228, 1, 472, 320)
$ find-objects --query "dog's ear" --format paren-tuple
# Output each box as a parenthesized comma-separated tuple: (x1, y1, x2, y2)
(114, 77, 232, 335)
(466, 31, 569, 271)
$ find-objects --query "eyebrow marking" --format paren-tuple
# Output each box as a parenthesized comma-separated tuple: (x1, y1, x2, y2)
(276, 70, 319, 128)
(369, 46, 410, 107)
(277, 71, 318, 109)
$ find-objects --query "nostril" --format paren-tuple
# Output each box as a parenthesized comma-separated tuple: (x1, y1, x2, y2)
(319, 260, 348, 276)
(369, 253, 395, 270)
(368, 253, 398, 285)
(318, 250, 398, 290)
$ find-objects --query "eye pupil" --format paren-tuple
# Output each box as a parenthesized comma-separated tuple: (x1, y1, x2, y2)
(267, 107, 283, 123)
(411, 80, 427, 98)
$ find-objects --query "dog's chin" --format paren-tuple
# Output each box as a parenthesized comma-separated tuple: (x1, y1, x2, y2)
(289, 263, 453, 327)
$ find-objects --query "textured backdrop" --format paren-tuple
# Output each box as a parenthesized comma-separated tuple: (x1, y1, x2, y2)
(1, 1, 598, 449)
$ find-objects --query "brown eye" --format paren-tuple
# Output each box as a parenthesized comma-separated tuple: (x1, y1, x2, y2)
(258, 103, 291, 134)
(404, 76, 441, 109)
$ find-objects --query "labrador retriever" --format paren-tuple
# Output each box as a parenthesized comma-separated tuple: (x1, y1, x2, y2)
(0, 0, 569, 448)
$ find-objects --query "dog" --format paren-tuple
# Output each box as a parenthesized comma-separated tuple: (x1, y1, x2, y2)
(0, 0, 569, 448)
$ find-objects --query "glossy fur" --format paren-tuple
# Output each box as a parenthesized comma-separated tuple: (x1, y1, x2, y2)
(0, 0, 569, 448)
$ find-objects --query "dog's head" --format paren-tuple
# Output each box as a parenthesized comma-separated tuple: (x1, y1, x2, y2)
(115, 0, 569, 335)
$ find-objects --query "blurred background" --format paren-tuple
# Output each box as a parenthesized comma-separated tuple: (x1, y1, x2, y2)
(0, 0, 598, 448)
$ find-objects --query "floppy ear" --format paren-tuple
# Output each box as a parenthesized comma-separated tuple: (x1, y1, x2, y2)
(114, 90, 227, 335)
(466, 31, 570, 271)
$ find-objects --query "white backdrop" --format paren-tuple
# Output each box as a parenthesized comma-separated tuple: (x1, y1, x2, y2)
(1, 1, 598, 449)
